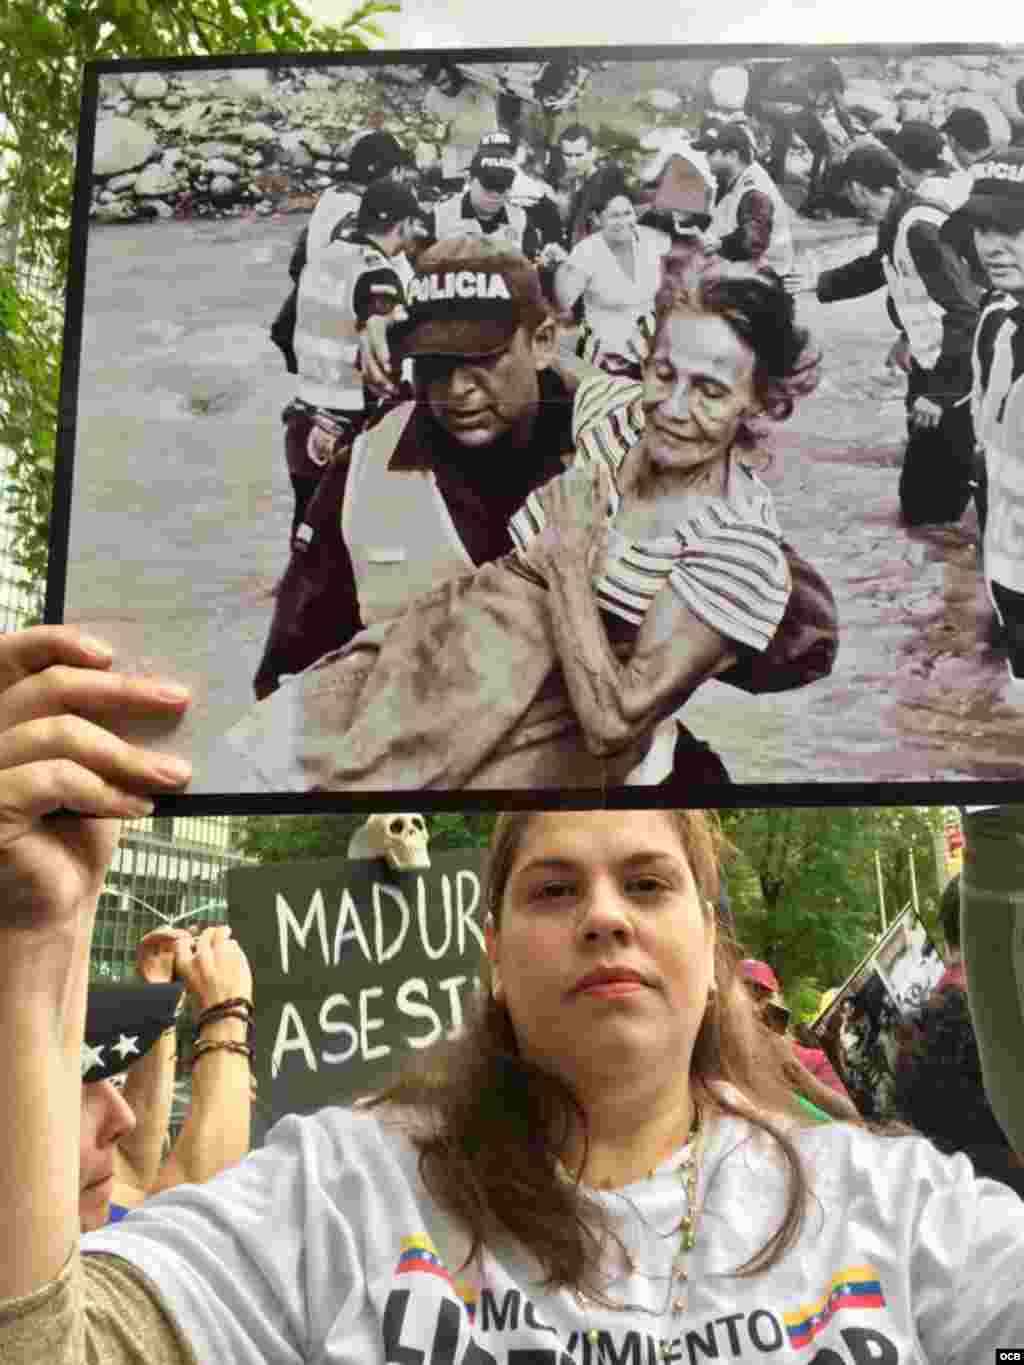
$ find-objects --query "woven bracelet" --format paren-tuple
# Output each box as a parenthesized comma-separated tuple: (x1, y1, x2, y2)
(196, 1009, 253, 1040)
(191, 1039, 253, 1071)
(197, 997, 253, 1028)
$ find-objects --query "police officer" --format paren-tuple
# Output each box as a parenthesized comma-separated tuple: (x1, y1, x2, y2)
(818, 143, 983, 528)
(954, 152, 1024, 691)
(428, 146, 544, 259)
(694, 123, 794, 277)
(252, 236, 576, 699)
(282, 177, 420, 540)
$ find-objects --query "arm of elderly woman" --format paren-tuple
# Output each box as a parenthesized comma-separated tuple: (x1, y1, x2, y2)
(522, 466, 736, 755)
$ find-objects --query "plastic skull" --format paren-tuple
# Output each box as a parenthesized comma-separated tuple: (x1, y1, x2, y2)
(348, 813, 430, 870)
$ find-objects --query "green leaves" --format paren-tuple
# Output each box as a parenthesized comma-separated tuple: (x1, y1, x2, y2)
(233, 812, 496, 865)
(721, 806, 943, 1006)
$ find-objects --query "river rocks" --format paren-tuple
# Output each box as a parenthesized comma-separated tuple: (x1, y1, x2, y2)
(209, 175, 237, 199)
(229, 69, 271, 95)
(131, 74, 169, 101)
(644, 89, 682, 112)
(240, 120, 275, 145)
(708, 65, 749, 110)
(108, 171, 140, 193)
(134, 164, 180, 197)
(278, 132, 313, 168)
(302, 132, 332, 159)
(94, 117, 157, 176)
(88, 52, 1024, 227)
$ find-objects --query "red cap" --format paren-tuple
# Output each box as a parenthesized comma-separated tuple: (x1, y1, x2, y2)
(739, 958, 780, 992)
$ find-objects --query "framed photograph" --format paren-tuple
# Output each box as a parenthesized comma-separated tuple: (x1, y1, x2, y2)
(51, 43, 1024, 807)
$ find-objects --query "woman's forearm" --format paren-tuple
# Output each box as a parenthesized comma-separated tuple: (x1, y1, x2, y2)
(0, 922, 93, 1300)
(542, 555, 731, 755)
(151, 1017, 251, 1193)
(117, 1029, 177, 1192)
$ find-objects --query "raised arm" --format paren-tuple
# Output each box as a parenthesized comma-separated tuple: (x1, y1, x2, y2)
(520, 467, 736, 756)
(0, 626, 191, 1301)
(114, 929, 192, 1198)
(150, 926, 253, 1193)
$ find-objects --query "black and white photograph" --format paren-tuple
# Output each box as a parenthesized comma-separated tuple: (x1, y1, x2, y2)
(52, 43, 1024, 800)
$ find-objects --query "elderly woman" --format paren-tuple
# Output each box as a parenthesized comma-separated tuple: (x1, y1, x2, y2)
(554, 183, 671, 376)
(223, 259, 827, 793)
(3, 764, 1024, 1361)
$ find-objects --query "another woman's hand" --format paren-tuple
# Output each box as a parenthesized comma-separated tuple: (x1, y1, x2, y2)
(174, 924, 253, 1013)
(0, 626, 191, 953)
(135, 926, 195, 984)
(524, 463, 612, 574)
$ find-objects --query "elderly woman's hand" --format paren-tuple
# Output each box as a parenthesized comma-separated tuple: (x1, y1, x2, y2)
(522, 463, 613, 576)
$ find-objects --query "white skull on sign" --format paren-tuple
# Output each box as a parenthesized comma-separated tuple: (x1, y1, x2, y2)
(347, 813, 430, 870)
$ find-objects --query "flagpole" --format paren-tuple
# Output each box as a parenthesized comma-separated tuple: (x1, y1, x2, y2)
(908, 849, 919, 916)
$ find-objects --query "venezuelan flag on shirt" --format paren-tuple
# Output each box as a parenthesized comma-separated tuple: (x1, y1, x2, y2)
(395, 1234, 478, 1321)
(784, 1266, 886, 1349)
(396, 1234, 452, 1284)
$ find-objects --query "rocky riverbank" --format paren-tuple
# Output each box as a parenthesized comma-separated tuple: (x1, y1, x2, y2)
(91, 50, 1024, 225)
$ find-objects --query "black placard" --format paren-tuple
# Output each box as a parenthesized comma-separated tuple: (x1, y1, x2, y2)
(227, 849, 486, 1137)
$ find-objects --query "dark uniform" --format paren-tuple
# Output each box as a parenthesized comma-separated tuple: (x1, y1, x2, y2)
(818, 186, 984, 526)
(425, 190, 551, 260)
(253, 368, 574, 699)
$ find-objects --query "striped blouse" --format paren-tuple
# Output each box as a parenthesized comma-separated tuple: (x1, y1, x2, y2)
(509, 374, 790, 653)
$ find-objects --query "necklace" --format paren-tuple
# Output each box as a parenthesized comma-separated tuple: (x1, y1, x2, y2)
(566, 1102, 705, 1358)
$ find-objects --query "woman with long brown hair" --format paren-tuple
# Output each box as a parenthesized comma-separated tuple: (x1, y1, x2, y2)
(4, 767, 1024, 1362)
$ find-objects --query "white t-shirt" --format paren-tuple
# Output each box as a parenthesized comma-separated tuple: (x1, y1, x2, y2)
(566, 226, 670, 358)
(81, 1100, 1024, 1364)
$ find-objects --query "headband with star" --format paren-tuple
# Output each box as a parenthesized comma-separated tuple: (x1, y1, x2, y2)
(82, 982, 184, 1083)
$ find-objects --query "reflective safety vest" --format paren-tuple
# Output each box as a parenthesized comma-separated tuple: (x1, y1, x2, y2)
(294, 237, 396, 411)
(972, 299, 1024, 592)
(341, 404, 476, 625)
(881, 205, 948, 370)
(711, 161, 794, 275)
(434, 193, 528, 250)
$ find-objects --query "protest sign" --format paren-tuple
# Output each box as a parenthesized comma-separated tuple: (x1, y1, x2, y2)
(227, 849, 486, 1140)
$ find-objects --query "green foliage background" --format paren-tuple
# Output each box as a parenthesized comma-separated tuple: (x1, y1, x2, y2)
(0, 0, 398, 616)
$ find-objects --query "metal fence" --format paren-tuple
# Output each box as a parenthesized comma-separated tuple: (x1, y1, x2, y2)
(93, 814, 248, 981)
(95, 815, 252, 1142)
(0, 447, 40, 630)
